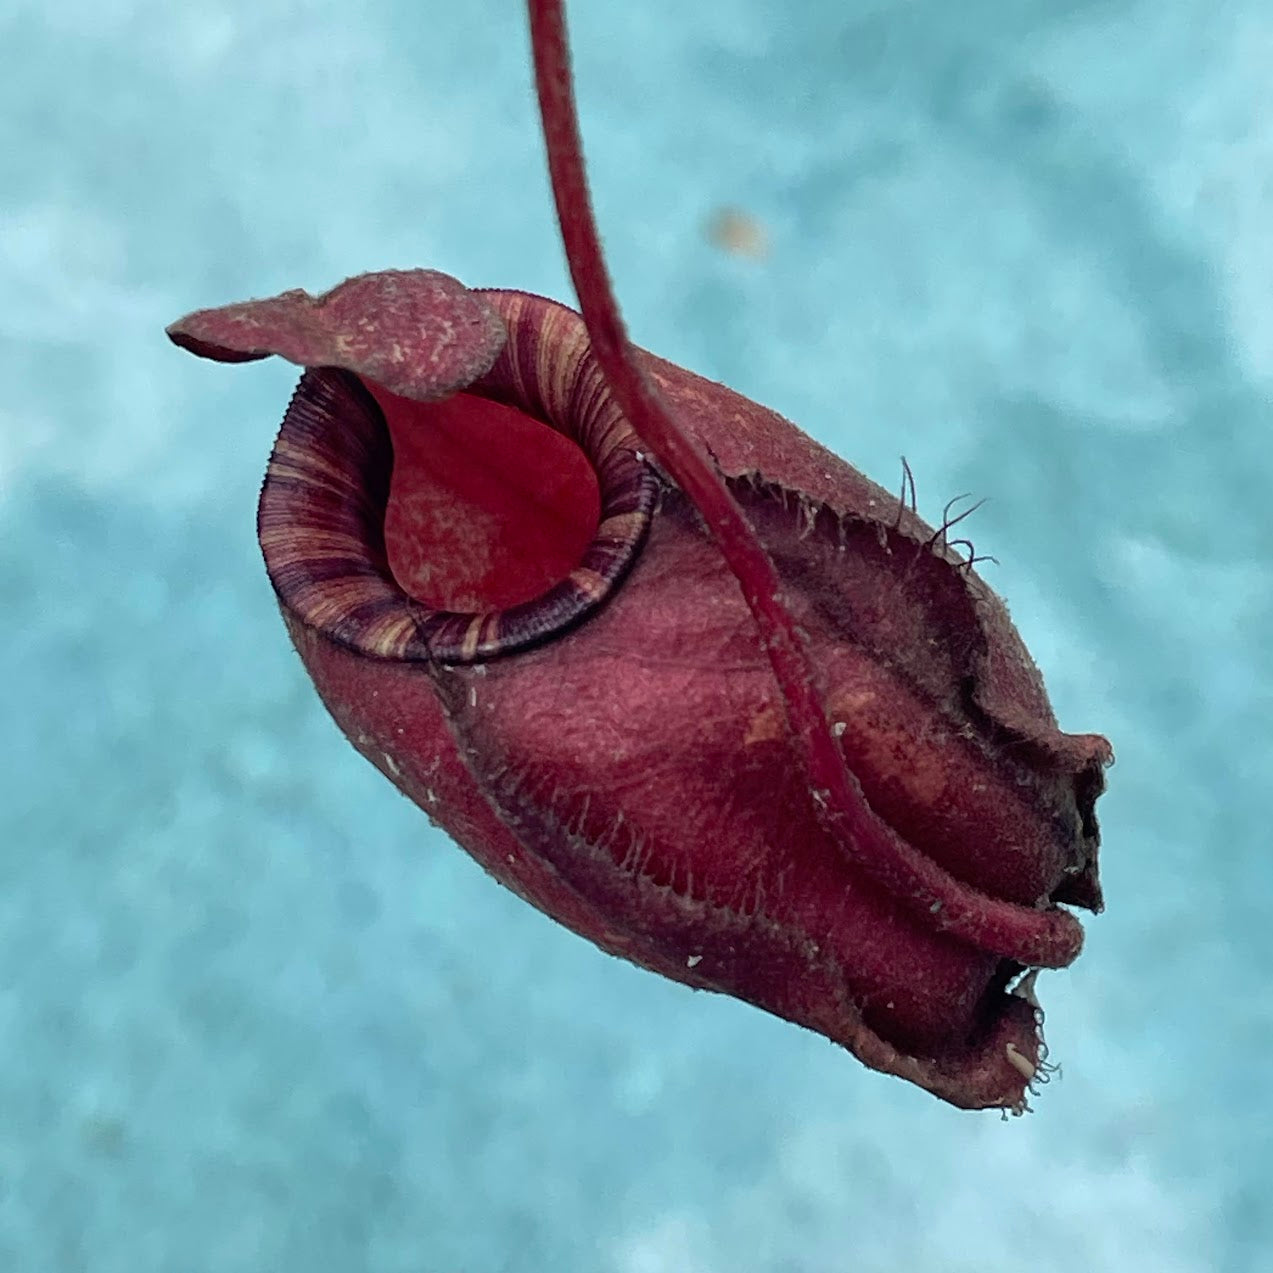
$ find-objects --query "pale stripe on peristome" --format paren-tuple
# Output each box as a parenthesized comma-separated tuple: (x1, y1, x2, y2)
(568, 567, 608, 602)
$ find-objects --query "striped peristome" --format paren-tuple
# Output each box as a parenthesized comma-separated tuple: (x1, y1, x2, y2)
(257, 290, 659, 664)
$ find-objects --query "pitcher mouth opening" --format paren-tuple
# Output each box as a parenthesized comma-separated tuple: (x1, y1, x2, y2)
(257, 292, 660, 664)
(373, 386, 602, 614)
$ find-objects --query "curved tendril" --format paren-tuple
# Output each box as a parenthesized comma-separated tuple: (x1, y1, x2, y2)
(525, 0, 1080, 968)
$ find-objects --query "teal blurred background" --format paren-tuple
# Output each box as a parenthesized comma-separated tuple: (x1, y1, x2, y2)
(3, 1, 1269, 1269)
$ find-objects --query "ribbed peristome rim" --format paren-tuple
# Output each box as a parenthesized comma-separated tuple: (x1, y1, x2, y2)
(257, 291, 659, 663)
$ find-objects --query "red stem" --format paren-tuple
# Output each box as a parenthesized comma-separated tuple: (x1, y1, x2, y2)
(525, 0, 1081, 969)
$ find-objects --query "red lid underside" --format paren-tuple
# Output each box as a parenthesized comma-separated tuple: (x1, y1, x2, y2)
(368, 383, 601, 613)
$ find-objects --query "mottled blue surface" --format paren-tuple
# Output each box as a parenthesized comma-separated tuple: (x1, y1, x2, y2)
(3, 2, 1270, 1270)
